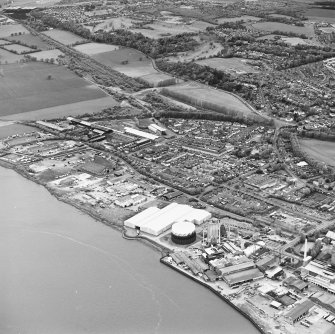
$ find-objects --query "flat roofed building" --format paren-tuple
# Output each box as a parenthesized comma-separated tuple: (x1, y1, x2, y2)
(124, 127, 159, 141)
(124, 207, 160, 229)
(124, 203, 211, 236)
(301, 261, 335, 294)
(285, 300, 314, 324)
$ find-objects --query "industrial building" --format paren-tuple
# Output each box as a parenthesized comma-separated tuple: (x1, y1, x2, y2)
(223, 268, 263, 287)
(171, 221, 196, 245)
(124, 203, 211, 236)
(285, 300, 314, 324)
(124, 127, 159, 141)
(148, 123, 166, 135)
(301, 261, 335, 294)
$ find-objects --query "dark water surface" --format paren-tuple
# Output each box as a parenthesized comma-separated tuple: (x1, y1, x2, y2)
(0, 167, 259, 334)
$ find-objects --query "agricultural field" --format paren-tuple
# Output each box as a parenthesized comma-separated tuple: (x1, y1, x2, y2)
(0, 62, 107, 117)
(73, 42, 119, 55)
(92, 48, 157, 77)
(281, 37, 311, 46)
(0, 39, 11, 45)
(216, 16, 261, 24)
(195, 57, 258, 74)
(0, 97, 119, 121)
(299, 139, 335, 167)
(7, 33, 51, 50)
(0, 24, 29, 38)
(131, 20, 215, 39)
(42, 29, 86, 45)
(0, 123, 37, 139)
(0, 48, 24, 64)
(29, 49, 64, 62)
(3, 43, 35, 53)
(252, 21, 313, 36)
(161, 82, 253, 115)
(138, 72, 176, 87)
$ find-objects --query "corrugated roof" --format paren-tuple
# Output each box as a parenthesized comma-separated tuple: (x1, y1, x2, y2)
(286, 300, 314, 321)
(224, 268, 263, 286)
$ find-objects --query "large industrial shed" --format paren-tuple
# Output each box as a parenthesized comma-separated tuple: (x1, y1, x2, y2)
(124, 203, 211, 236)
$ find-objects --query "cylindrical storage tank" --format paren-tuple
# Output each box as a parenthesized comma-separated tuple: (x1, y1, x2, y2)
(171, 221, 196, 245)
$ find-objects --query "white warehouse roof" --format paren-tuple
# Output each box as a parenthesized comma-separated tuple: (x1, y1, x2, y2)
(124, 203, 211, 236)
(124, 127, 159, 140)
(174, 208, 212, 225)
(124, 207, 160, 229)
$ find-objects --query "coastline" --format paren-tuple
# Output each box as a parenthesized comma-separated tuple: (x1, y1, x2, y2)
(0, 160, 264, 334)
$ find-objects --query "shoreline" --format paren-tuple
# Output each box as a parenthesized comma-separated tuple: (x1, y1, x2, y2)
(0, 160, 264, 334)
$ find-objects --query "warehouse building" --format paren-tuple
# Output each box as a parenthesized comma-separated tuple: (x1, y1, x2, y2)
(124, 203, 211, 236)
(285, 300, 314, 324)
(223, 268, 263, 287)
(124, 127, 159, 141)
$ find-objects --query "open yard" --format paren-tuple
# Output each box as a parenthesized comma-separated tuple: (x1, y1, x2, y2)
(0, 62, 107, 117)
(299, 139, 335, 167)
(252, 21, 313, 36)
(92, 48, 158, 77)
(161, 82, 253, 115)
(3, 43, 35, 53)
(42, 29, 86, 45)
(196, 57, 258, 74)
(0, 96, 119, 121)
(8, 33, 51, 50)
(0, 24, 29, 38)
(74, 42, 119, 55)
(0, 48, 24, 63)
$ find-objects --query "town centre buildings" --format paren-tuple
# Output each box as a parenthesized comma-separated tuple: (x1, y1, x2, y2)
(124, 203, 212, 236)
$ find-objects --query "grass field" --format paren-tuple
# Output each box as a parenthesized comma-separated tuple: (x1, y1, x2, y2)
(162, 82, 253, 114)
(131, 20, 214, 39)
(8, 33, 51, 50)
(29, 49, 64, 62)
(139, 72, 176, 87)
(92, 48, 157, 77)
(0, 39, 11, 45)
(0, 97, 119, 121)
(252, 21, 312, 36)
(0, 123, 37, 139)
(74, 42, 119, 55)
(196, 57, 258, 74)
(0, 48, 24, 64)
(42, 29, 86, 45)
(299, 139, 335, 167)
(216, 15, 261, 24)
(0, 24, 29, 38)
(0, 62, 107, 116)
(3, 43, 35, 53)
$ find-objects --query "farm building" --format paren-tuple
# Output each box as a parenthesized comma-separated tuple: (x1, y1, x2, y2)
(124, 203, 211, 236)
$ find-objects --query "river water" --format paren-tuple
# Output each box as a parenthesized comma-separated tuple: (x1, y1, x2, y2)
(0, 167, 258, 334)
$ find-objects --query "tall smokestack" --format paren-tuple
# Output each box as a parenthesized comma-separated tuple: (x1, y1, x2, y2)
(304, 238, 308, 261)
